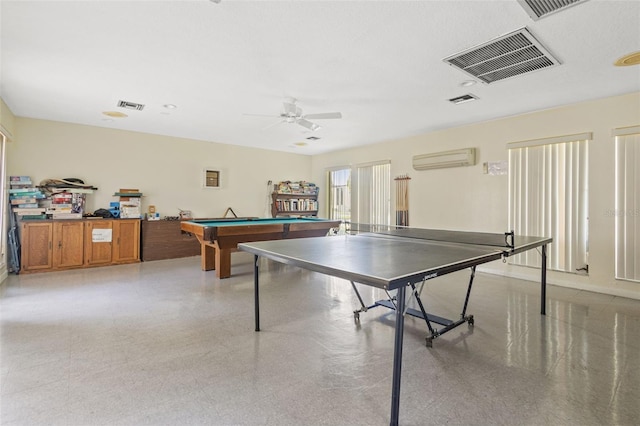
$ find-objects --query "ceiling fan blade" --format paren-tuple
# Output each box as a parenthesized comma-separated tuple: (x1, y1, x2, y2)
(262, 120, 285, 130)
(303, 112, 342, 120)
(283, 101, 299, 116)
(243, 113, 281, 118)
(297, 118, 320, 131)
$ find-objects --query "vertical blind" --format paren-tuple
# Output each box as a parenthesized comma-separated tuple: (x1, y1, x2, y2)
(354, 161, 391, 226)
(614, 127, 640, 282)
(508, 133, 590, 273)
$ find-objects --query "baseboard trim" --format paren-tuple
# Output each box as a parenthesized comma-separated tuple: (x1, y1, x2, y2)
(478, 265, 640, 301)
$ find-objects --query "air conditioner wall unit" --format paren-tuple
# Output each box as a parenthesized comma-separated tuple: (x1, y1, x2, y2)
(412, 148, 476, 171)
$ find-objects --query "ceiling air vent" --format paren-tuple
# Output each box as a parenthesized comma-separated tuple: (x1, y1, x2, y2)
(117, 100, 145, 111)
(448, 94, 478, 105)
(518, 0, 589, 21)
(443, 28, 560, 84)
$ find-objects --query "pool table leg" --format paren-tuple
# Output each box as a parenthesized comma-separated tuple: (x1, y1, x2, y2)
(200, 241, 216, 271)
(215, 248, 232, 279)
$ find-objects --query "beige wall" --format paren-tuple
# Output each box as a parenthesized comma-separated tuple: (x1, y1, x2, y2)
(4, 93, 640, 299)
(6, 118, 312, 218)
(311, 92, 640, 299)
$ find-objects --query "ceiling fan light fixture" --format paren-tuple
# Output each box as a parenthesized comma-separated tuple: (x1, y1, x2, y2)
(614, 51, 640, 67)
(103, 111, 128, 118)
(245, 99, 341, 131)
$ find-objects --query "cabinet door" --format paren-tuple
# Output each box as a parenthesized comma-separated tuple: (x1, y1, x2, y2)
(20, 222, 53, 272)
(53, 221, 85, 269)
(113, 219, 140, 263)
(84, 220, 113, 266)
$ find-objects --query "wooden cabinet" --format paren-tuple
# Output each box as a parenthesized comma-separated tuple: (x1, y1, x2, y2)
(112, 219, 140, 263)
(141, 220, 200, 261)
(21, 221, 85, 272)
(20, 221, 53, 272)
(19, 218, 140, 273)
(53, 221, 84, 269)
(271, 191, 319, 217)
(84, 220, 113, 266)
(85, 219, 140, 265)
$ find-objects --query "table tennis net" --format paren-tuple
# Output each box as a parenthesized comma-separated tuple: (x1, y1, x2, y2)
(346, 223, 514, 248)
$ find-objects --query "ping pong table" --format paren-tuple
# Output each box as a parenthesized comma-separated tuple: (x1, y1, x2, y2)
(238, 225, 551, 426)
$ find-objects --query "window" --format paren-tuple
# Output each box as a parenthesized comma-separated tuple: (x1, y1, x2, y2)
(508, 133, 590, 273)
(614, 126, 640, 282)
(353, 161, 391, 226)
(327, 167, 351, 222)
(0, 128, 7, 270)
(327, 161, 391, 230)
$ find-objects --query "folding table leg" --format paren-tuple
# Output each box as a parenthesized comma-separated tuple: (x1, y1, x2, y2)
(390, 285, 405, 426)
(351, 281, 368, 320)
(254, 255, 260, 332)
(541, 245, 547, 315)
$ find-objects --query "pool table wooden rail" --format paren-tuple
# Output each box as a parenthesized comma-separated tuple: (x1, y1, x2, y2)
(180, 219, 341, 278)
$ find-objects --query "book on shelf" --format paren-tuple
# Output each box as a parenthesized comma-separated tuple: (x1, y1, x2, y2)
(19, 214, 47, 220)
(120, 206, 141, 219)
(9, 187, 39, 194)
(52, 197, 73, 203)
(114, 192, 142, 197)
(13, 208, 46, 215)
(9, 176, 33, 187)
(275, 198, 318, 212)
(51, 213, 82, 220)
(114, 188, 143, 200)
(47, 207, 73, 213)
(9, 192, 45, 199)
(274, 181, 319, 195)
(10, 198, 37, 205)
(9, 192, 43, 199)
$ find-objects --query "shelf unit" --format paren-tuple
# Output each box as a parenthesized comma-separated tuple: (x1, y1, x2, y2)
(271, 184, 319, 217)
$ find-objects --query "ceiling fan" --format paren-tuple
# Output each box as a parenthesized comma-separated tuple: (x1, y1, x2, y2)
(245, 98, 342, 131)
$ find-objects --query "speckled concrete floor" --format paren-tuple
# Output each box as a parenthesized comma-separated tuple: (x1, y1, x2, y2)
(1, 254, 639, 425)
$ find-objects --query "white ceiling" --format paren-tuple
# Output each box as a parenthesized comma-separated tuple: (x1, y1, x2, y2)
(1, 0, 639, 155)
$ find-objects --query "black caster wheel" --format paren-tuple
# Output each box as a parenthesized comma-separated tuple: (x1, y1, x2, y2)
(468, 315, 475, 326)
(425, 337, 433, 348)
(354, 311, 360, 321)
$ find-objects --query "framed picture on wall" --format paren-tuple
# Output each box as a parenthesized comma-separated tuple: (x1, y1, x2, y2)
(203, 167, 222, 189)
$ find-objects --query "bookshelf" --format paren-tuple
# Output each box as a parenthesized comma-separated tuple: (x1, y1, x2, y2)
(271, 181, 319, 217)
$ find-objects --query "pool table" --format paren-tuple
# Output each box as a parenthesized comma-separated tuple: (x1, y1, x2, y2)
(180, 217, 341, 278)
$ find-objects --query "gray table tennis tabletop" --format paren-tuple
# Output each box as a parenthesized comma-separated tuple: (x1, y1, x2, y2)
(238, 228, 552, 426)
(238, 230, 549, 290)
